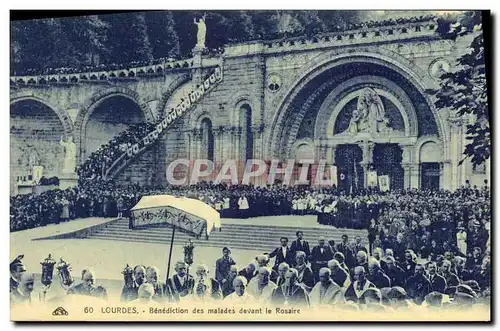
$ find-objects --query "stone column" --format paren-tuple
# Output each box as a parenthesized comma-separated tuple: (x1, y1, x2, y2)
(191, 48, 203, 86)
(400, 144, 412, 189)
(192, 128, 202, 160)
(448, 115, 465, 191)
(409, 145, 420, 189)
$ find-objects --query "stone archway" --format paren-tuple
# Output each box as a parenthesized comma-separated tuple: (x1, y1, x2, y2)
(10, 97, 71, 194)
(75, 87, 152, 163)
(266, 49, 446, 159)
(10, 93, 73, 134)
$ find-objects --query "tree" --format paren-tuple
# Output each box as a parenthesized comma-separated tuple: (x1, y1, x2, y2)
(428, 11, 489, 166)
(145, 11, 180, 59)
(226, 11, 255, 42)
(101, 12, 153, 64)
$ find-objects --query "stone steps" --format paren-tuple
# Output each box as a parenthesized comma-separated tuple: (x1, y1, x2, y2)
(87, 219, 367, 252)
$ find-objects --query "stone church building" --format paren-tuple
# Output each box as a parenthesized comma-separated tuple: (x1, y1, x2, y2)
(10, 17, 490, 195)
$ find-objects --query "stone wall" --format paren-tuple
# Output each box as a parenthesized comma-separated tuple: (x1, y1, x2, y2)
(10, 101, 65, 194)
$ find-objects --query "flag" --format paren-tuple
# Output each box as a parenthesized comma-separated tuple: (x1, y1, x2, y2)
(378, 175, 390, 192)
(367, 171, 378, 187)
(330, 165, 338, 186)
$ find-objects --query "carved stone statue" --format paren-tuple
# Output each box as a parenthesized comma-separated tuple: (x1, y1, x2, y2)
(59, 136, 76, 173)
(194, 15, 207, 49)
(347, 88, 392, 135)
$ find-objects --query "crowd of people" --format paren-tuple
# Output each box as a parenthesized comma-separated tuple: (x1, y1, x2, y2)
(11, 227, 490, 312)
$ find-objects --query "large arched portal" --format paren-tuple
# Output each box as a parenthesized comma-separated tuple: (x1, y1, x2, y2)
(10, 99, 67, 194)
(268, 54, 444, 190)
(82, 96, 145, 161)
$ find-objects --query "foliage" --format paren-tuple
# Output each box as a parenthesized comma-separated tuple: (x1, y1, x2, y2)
(428, 11, 489, 166)
(11, 10, 364, 72)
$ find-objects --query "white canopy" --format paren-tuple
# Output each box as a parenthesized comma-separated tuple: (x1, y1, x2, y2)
(131, 194, 221, 235)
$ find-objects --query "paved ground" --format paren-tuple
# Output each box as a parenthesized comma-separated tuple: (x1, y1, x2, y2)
(10, 215, 354, 302)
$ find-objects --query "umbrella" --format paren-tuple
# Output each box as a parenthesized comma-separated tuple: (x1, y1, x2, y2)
(130, 195, 221, 281)
(130, 194, 221, 236)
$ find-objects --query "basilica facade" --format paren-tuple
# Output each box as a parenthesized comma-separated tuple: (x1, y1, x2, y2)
(10, 17, 490, 194)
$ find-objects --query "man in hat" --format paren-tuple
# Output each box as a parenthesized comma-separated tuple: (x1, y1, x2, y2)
(309, 268, 344, 307)
(271, 268, 310, 307)
(10, 255, 26, 294)
(166, 261, 194, 302)
(268, 237, 294, 271)
(290, 231, 311, 263)
(311, 236, 334, 283)
(336, 235, 354, 268)
(215, 247, 236, 288)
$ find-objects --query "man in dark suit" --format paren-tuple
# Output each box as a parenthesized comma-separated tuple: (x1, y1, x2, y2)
(268, 237, 294, 271)
(145, 266, 168, 302)
(10, 255, 26, 294)
(215, 247, 236, 288)
(405, 264, 431, 305)
(367, 258, 391, 289)
(336, 234, 354, 268)
(354, 236, 368, 254)
(440, 260, 460, 290)
(426, 261, 447, 293)
(68, 268, 108, 300)
(271, 268, 310, 307)
(290, 231, 311, 264)
(384, 256, 405, 287)
(121, 265, 145, 302)
(328, 259, 350, 288)
(311, 236, 334, 283)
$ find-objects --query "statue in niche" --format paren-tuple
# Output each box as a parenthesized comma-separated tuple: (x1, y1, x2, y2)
(347, 88, 392, 135)
(60, 136, 77, 173)
(193, 14, 207, 49)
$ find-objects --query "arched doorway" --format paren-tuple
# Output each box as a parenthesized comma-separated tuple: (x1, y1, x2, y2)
(420, 141, 441, 190)
(373, 144, 404, 191)
(335, 145, 363, 194)
(83, 95, 145, 160)
(10, 99, 66, 194)
(239, 104, 253, 162)
(200, 118, 214, 162)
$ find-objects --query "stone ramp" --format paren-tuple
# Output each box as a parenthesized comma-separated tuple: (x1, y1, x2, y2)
(87, 217, 367, 252)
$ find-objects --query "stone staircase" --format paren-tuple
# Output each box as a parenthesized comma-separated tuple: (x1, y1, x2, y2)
(87, 218, 367, 252)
